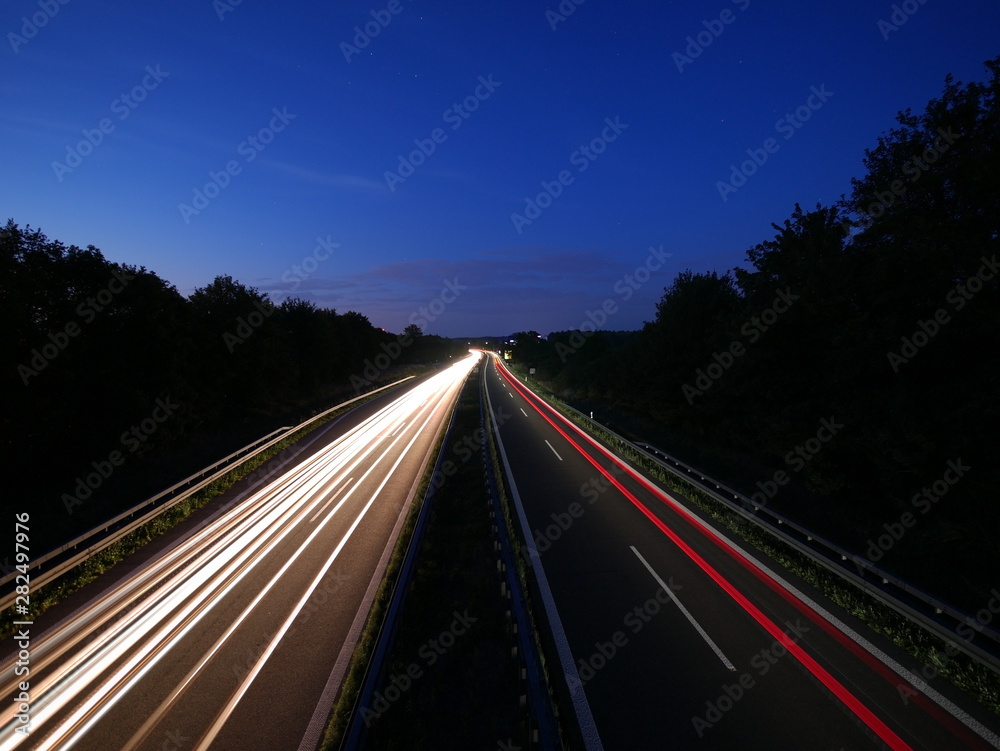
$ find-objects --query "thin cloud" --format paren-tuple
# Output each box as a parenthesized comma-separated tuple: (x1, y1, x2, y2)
(266, 247, 672, 335)
(261, 159, 388, 193)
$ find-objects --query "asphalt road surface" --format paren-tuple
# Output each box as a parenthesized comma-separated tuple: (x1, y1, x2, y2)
(485, 353, 1000, 751)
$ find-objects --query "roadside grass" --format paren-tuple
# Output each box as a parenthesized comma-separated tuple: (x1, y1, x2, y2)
(319, 450, 433, 750)
(321, 368, 525, 749)
(0, 379, 418, 642)
(481, 373, 577, 748)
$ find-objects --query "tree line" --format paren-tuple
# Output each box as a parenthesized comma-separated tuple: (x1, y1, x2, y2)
(509, 57, 1000, 607)
(0, 226, 463, 551)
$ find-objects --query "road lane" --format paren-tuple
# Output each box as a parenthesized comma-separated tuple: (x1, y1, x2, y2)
(0, 354, 480, 751)
(485, 354, 1000, 750)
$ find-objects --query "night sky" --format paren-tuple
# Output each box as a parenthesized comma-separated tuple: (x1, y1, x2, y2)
(3, 0, 998, 336)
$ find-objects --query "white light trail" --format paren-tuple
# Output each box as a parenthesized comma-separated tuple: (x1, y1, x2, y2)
(0, 353, 479, 751)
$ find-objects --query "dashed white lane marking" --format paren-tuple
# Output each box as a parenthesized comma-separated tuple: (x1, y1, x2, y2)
(545, 440, 563, 461)
(631, 546, 736, 672)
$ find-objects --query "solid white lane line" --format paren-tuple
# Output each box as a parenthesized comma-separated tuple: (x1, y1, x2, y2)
(631, 546, 736, 672)
(545, 440, 563, 461)
(486, 380, 604, 751)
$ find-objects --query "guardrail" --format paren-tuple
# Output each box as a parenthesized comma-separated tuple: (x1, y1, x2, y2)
(338, 374, 465, 749)
(481, 372, 560, 750)
(522, 380, 1000, 675)
(341, 362, 558, 749)
(1, 377, 414, 613)
(631, 440, 1000, 664)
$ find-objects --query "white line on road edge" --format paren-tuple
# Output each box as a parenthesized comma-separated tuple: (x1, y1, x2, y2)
(545, 440, 563, 461)
(486, 366, 604, 751)
(631, 546, 737, 672)
(701, 536, 1000, 748)
(90, 406, 427, 751)
(296, 375, 467, 751)
(503, 362, 1000, 749)
(197, 397, 445, 751)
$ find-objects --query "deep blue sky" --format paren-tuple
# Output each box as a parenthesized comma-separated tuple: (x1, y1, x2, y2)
(3, 0, 998, 337)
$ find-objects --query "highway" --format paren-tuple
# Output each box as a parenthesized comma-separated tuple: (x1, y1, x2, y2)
(0, 353, 480, 751)
(484, 354, 1000, 750)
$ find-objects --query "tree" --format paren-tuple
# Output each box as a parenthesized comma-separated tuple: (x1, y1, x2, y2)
(639, 270, 741, 414)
